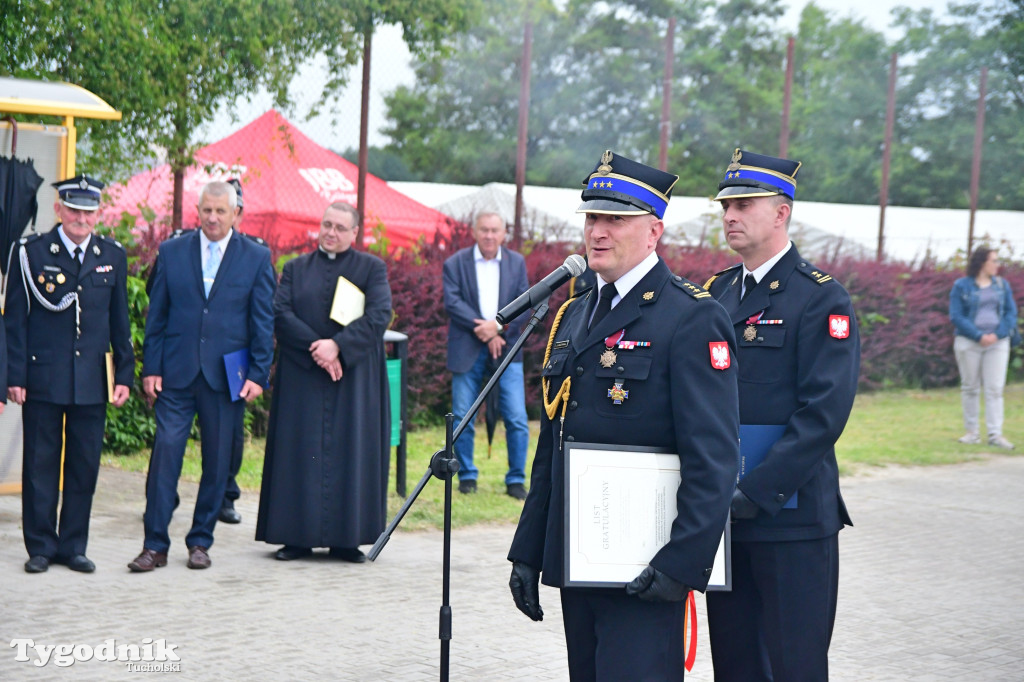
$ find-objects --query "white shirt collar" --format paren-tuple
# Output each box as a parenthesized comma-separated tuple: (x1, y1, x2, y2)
(473, 244, 502, 262)
(200, 228, 233, 254)
(595, 250, 660, 304)
(57, 226, 91, 257)
(743, 241, 792, 284)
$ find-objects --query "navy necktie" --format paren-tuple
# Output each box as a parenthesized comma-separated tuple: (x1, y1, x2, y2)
(590, 283, 617, 330)
(742, 273, 756, 301)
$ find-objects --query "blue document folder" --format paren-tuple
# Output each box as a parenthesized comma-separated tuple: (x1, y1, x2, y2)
(223, 349, 250, 402)
(738, 424, 797, 509)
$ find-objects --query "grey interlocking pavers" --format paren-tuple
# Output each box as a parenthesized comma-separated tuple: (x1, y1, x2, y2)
(2, 455, 1022, 680)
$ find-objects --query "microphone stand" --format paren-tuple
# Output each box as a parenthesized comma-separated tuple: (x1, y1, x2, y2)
(369, 299, 552, 682)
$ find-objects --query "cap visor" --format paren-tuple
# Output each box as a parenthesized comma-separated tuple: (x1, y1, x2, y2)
(712, 185, 784, 202)
(576, 198, 650, 216)
(61, 198, 100, 211)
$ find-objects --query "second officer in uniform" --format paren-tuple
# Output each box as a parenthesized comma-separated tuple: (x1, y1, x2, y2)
(703, 149, 860, 681)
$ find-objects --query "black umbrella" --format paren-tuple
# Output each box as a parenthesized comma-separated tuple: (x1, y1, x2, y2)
(484, 353, 501, 458)
(0, 122, 44, 274)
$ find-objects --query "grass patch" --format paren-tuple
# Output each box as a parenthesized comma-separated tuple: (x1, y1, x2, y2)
(103, 419, 540, 532)
(104, 385, 1022, 529)
(836, 383, 1023, 473)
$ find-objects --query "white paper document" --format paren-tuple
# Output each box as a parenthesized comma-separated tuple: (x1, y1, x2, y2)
(329, 275, 365, 326)
(564, 443, 730, 590)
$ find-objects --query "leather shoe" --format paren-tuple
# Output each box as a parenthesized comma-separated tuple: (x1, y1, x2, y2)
(329, 547, 367, 563)
(127, 548, 168, 572)
(458, 479, 477, 494)
(187, 545, 211, 569)
(65, 554, 96, 573)
(219, 499, 242, 524)
(506, 483, 527, 500)
(275, 545, 312, 561)
(24, 555, 49, 573)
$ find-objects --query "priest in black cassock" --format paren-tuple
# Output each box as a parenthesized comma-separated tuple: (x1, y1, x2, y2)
(255, 202, 392, 563)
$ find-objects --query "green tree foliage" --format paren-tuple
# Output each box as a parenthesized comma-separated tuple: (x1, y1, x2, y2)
(889, 2, 1023, 209)
(381, 0, 1022, 209)
(787, 6, 890, 204)
(1, 0, 476, 189)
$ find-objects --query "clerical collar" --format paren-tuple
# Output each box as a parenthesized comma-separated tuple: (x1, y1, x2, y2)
(319, 246, 349, 260)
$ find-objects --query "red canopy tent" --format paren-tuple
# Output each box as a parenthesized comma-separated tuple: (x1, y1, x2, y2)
(102, 110, 451, 252)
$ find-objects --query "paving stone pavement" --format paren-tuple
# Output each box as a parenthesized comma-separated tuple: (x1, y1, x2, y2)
(1, 455, 1022, 680)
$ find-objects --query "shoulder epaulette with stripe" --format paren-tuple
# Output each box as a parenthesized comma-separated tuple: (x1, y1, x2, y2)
(97, 234, 125, 251)
(671, 275, 712, 300)
(239, 232, 267, 246)
(796, 261, 833, 285)
(703, 263, 741, 291)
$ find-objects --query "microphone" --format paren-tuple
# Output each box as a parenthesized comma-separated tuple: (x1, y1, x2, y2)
(496, 254, 587, 325)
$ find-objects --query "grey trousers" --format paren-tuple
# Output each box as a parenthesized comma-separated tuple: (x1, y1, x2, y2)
(954, 335, 1010, 437)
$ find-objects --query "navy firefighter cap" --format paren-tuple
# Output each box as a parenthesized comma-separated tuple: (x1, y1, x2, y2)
(52, 175, 105, 211)
(227, 178, 244, 209)
(577, 150, 678, 219)
(713, 148, 801, 201)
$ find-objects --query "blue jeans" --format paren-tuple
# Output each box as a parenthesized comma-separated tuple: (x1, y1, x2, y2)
(451, 348, 529, 485)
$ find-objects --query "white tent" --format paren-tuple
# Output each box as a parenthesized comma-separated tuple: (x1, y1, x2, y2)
(390, 181, 1023, 263)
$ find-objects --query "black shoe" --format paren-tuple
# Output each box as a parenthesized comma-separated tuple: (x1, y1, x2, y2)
(219, 499, 242, 524)
(329, 547, 367, 563)
(24, 555, 49, 573)
(506, 483, 528, 500)
(275, 545, 312, 561)
(458, 479, 477, 494)
(65, 554, 96, 573)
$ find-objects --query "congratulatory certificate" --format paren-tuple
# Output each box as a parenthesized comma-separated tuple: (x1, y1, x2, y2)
(564, 443, 730, 590)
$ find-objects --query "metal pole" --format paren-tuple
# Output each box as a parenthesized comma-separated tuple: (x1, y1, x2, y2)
(878, 52, 898, 262)
(658, 17, 675, 171)
(513, 11, 533, 248)
(967, 67, 988, 256)
(779, 37, 795, 159)
(357, 28, 372, 248)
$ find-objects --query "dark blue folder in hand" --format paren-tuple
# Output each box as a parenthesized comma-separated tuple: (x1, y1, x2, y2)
(739, 424, 797, 509)
(223, 349, 250, 402)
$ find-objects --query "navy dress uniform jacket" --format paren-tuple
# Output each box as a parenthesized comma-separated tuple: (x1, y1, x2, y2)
(443, 245, 530, 373)
(142, 229, 275, 391)
(5, 228, 134, 404)
(508, 259, 739, 592)
(706, 245, 859, 542)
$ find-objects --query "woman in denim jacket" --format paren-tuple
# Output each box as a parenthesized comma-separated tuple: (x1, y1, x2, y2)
(949, 246, 1018, 448)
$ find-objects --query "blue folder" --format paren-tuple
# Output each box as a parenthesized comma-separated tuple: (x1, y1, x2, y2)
(738, 424, 797, 509)
(223, 349, 250, 402)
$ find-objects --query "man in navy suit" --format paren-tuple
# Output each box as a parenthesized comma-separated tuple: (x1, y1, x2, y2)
(703, 149, 860, 681)
(443, 212, 531, 499)
(128, 180, 275, 572)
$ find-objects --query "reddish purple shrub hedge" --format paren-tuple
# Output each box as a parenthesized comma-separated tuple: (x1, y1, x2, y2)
(384, 241, 1024, 423)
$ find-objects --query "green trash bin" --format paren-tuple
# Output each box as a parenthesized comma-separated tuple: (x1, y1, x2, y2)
(386, 358, 401, 447)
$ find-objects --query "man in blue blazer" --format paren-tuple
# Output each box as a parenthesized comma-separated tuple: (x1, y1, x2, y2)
(128, 180, 275, 572)
(443, 212, 531, 498)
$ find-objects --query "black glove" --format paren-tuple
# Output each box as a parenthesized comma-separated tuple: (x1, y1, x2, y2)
(730, 488, 760, 520)
(509, 562, 544, 621)
(625, 565, 691, 603)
